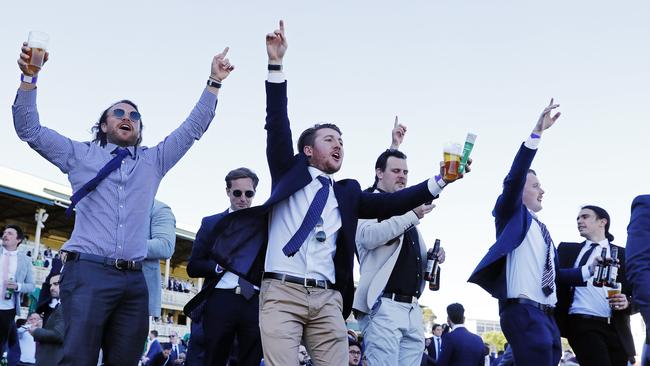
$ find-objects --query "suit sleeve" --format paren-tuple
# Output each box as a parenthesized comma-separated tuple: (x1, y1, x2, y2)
(146, 202, 176, 260)
(356, 211, 419, 250)
(357, 180, 434, 220)
(19, 261, 35, 294)
(265, 81, 295, 184)
(32, 309, 64, 344)
(493, 143, 537, 223)
(187, 218, 220, 279)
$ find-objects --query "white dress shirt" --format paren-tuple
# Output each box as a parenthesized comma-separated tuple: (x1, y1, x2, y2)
(0, 249, 18, 310)
(569, 239, 612, 317)
(506, 212, 557, 306)
(266, 167, 342, 282)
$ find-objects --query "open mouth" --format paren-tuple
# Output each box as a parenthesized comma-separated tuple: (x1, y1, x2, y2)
(331, 152, 341, 160)
(119, 123, 133, 132)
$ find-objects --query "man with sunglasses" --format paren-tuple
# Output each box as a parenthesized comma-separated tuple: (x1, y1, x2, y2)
(353, 122, 449, 366)
(13, 43, 235, 365)
(208, 21, 470, 365)
(187, 167, 263, 366)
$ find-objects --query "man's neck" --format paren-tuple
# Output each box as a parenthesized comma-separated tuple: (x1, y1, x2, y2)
(584, 234, 606, 243)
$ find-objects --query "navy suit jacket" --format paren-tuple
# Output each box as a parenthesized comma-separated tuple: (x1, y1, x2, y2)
(437, 327, 484, 366)
(468, 143, 583, 300)
(207, 81, 434, 318)
(187, 209, 230, 282)
(627, 195, 650, 315)
(555, 241, 635, 358)
(146, 339, 163, 361)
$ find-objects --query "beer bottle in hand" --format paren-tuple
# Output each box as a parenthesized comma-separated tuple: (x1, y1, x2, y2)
(4, 275, 14, 300)
(604, 247, 619, 288)
(593, 248, 608, 287)
(426, 239, 441, 291)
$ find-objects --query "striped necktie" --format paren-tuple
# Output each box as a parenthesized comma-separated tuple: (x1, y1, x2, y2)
(531, 216, 555, 296)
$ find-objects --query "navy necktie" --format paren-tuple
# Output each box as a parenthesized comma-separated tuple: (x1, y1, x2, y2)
(238, 277, 255, 300)
(531, 216, 555, 296)
(282, 176, 331, 257)
(578, 243, 599, 267)
(66, 147, 130, 217)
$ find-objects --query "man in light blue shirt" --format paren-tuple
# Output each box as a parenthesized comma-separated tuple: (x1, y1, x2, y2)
(13, 41, 235, 365)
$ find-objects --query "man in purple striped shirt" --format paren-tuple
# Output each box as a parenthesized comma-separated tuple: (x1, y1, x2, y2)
(13, 42, 235, 365)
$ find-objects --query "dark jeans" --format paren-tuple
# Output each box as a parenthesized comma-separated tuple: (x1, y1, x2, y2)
(59, 259, 148, 366)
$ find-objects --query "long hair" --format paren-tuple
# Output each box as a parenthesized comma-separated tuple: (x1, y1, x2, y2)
(91, 100, 143, 147)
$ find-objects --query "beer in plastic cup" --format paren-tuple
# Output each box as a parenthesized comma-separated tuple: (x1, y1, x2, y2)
(27, 31, 49, 75)
(607, 287, 621, 299)
(443, 143, 462, 181)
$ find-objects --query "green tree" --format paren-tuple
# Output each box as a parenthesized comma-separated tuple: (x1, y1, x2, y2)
(481, 331, 507, 352)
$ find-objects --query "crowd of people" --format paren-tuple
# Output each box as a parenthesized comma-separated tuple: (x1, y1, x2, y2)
(6, 17, 650, 366)
(166, 278, 196, 294)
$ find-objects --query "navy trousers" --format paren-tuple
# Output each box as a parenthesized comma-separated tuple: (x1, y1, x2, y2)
(203, 289, 263, 366)
(500, 303, 561, 366)
(59, 259, 149, 366)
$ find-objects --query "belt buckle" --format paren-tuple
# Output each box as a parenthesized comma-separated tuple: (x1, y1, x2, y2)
(235, 286, 241, 295)
(114, 259, 125, 270)
(303, 278, 314, 288)
(316, 280, 326, 289)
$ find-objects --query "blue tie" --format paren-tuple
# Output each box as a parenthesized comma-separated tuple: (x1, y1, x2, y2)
(531, 216, 555, 296)
(66, 147, 130, 217)
(282, 176, 331, 257)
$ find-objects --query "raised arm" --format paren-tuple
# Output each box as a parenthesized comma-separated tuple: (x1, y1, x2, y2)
(264, 20, 295, 181)
(146, 201, 176, 260)
(154, 48, 234, 175)
(390, 116, 407, 150)
(13, 42, 90, 173)
(493, 100, 561, 220)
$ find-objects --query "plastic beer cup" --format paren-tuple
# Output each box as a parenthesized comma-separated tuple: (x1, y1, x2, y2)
(443, 143, 462, 181)
(27, 31, 49, 75)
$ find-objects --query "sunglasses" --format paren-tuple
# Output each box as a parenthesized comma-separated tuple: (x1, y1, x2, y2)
(314, 218, 326, 242)
(112, 108, 141, 121)
(232, 190, 255, 198)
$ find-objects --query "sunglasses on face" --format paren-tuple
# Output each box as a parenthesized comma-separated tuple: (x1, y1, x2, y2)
(112, 108, 141, 121)
(232, 190, 255, 198)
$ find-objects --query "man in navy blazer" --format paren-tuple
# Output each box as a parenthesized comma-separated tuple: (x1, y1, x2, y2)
(468, 100, 586, 366)
(187, 167, 263, 366)
(205, 20, 455, 366)
(626, 194, 650, 365)
(437, 303, 484, 366)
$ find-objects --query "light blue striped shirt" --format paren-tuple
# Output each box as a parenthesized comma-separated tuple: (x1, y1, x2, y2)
(12, 88, 218, 260)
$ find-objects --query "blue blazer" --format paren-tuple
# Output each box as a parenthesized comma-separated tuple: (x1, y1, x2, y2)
(437, 327, 485, 366)
(187, 209, 230, 281)
(207, 81, 435, 318)
(146, 338, 162, 361)
(626, 194, 650, 313)
(468, 143, 583, 300)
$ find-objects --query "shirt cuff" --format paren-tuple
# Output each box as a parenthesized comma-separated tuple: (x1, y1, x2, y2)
(427, 177, 444, 196)
(199, 87, 219, 109)
(267, 72, 286, 83)
(16, 283, 21, 292)
(524, 134, 541, 150)
(581, 265, 592, 282)
(13, 88, 37, 106)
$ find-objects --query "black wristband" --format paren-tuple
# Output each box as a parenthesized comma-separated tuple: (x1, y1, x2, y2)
(207, 79, 222, 89)
(268, 64, 282, 71)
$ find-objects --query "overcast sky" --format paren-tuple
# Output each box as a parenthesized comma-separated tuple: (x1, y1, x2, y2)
(2, 0, 650, 321)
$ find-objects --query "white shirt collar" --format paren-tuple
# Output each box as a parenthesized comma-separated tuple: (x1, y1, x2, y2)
(585, 239, 609, 249)
(308, 166, 334, 184)
(450, 323, 466, 331)
(2, 248, 18, 257)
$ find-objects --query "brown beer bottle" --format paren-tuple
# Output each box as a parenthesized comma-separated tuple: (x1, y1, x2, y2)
(604, 247, 619, 288)
(426, 239, 441, 291)
(593, 248, 608, 287)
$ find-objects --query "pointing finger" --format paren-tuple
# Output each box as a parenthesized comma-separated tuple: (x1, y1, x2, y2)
(394, 116, 399, 128)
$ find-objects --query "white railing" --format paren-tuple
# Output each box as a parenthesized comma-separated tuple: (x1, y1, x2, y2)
(150, 322, 191, 342)
(161, 289, 193, 310)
